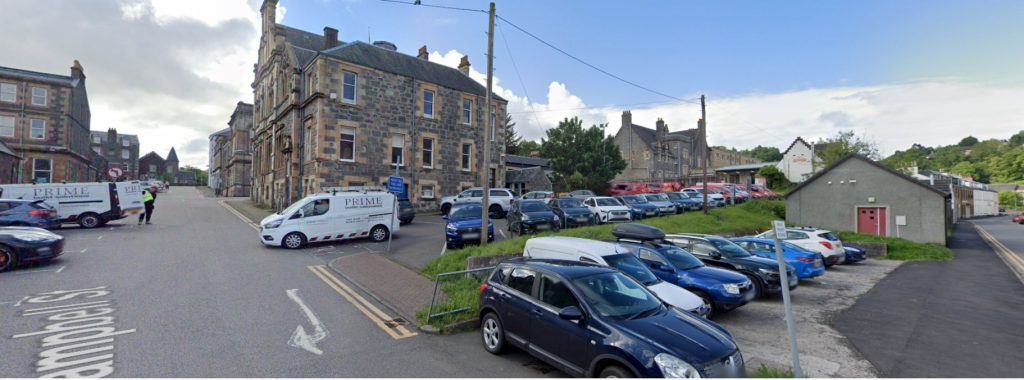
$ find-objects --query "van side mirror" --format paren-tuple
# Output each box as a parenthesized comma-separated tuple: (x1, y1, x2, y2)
(558, 306, 584, 321)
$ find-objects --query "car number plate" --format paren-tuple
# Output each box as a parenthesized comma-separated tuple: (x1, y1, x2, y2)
(646, 211, 656, 216)
(576, 216, 588, 222)
(462, 233, 480, 239)
(536, 224, 550, 230)
(814, 261, 822, 267)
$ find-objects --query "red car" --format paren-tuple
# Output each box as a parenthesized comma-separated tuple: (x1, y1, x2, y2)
(1012, 213, 1024, 224)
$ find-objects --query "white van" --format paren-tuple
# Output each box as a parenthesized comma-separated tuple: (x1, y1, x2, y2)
(0, 181, 143, 228)
(259, 191, 400, 249)
(523, 236, 709, 317)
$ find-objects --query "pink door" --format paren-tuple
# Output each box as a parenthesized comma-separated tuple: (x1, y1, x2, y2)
(856, 207, 887, 236)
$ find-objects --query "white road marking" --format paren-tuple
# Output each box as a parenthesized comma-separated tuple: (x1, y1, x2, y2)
(285, 289, 328, 356)
(13, 296, 29, 307)
(14, 268, 55, 275)
(440, 241, 447, 256)
(498, 228, 507, 239)
(79, 248, 88, 253)
(96, 235, 104, 241)
(56, 266, 65, 273)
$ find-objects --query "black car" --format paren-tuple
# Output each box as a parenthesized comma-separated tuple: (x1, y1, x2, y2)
(547, 198, 595, 228)
(507, 200, 560, 235)
(666, 234, 797, 298)
(398, 198, 415, 224)
(479, 258, 744, 378)
(0, 227, 65, 272)
(0, 199, 60, 229)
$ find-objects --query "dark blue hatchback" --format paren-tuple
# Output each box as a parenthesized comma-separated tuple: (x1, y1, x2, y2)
(444, 203, 494, 248)
(479, 258, 745, 378)
(615, 195, 660, 219)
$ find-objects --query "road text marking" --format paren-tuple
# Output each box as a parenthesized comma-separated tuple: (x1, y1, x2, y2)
(285, 289, 328, 355)
(307, 265, 417, 340)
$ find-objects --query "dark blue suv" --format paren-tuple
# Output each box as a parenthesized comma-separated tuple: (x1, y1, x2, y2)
(479, 258, 745, 378)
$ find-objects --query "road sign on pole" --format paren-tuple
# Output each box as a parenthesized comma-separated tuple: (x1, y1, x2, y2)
(106, 167, 124, 180)
(772, 219, 803, 377)
(387, 175, 404, 193)
(386, 174, 403, 253)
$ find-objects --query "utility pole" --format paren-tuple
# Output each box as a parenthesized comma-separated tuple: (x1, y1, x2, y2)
(480, 2, 495, 245)
(701, 95, 708, 215)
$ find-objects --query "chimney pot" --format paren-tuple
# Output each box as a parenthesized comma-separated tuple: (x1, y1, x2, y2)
(458, 55, 471, 75)
(70, 60, 85, 79)
(323, 27, 339, 49)
(417, 45, 429, 60)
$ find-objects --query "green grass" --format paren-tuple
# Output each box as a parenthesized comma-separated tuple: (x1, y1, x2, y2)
(837, 231, 954, 261)
(749, 364, 796, 378)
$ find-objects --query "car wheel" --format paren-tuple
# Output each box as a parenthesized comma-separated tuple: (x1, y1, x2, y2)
(78, 213, 101, 229)
(745, 273, 764, 298)
(692, 290, 715, 319)
(370, 225, 390, 242)
(517, 224, 525, 236)
(480, 313, 506, 354)
(0, 245, 16, 272)
(599, 365, 634, 378)
(488, 204, 503, 219)
(282, 232, 306, 249)
(440, 203, 451, 215)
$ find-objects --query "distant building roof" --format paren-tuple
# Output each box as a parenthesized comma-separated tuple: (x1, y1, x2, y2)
(990, 183, 1021, 192)
(785, 154, 950, 199)
(715, 162, 775, 172)
(140, 151, 164, 161)
(0, 66, 77, 87)
(505, 166, 548, 184)
(166, 147, 179, 162)
(90, 130, 139, 145)
(210, 128, 230, 138)
(626, 124, 687, 158)
(781, 137, 812, 156)
(505, 154, 549, 168)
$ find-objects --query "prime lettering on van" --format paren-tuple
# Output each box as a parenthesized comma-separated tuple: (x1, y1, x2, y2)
(33, 187, 92, 200)
(343, 196, 384, 209)
(12, 286, 135, 378)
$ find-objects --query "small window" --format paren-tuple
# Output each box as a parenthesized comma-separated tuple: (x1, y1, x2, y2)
(342, 71, 357, 104)
(489, 106, 497, 141)
(423, 90, 435, 118)
(300, 199, 330, 218)
(421, 185, 435, 199)
(490, 189, 507, 197)
(491, 266, 512, 284)
(121, 150, 129, 159)
(461, 143, 471, 171)
(579, 256, 598, 264)
(92, 135, 101, 144)
(691, 242, 718, 256)
(422, 138, 433, 168)
(539, 275, 579, 309)
(29, 119, 45, 139)
(470, 189, 483, 198)
(340, 127, 355, 162)
(122, 139, 130, 147)
(507, 267, 536, 295)
(0, 115, 14, 137)
(391, 134, 405, 166)
(639, 249, 668, 266)
(32, 158, 52, 183)
(462, 99, 472, 125)
(786, 231, 809, 240)
(149, 164, 157, 173)
(0, 83, 15, 103)
(31, 87, 47, 106)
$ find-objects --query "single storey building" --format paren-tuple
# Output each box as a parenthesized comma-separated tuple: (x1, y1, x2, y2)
(785, 154, 950, 245)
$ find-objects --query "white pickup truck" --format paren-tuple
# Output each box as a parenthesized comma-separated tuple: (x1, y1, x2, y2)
(439, 187, 515, 217)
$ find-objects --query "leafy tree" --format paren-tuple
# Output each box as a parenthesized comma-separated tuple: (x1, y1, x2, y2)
(1009, 131, 1024, 147)
(181, 165, 208, 186)
(999, 191, 1023, 210)
(540, 117, 627, 194)
(502, 114, 521, 155)
(757, 165, 791, 191)
(949, 161, 976, 178)
(815, 130, 880, 168)
(739, 145, 783, 162)
(958, 136, 979, 147)
(881, 143, 933, 170)
(517, 140, 541, 156)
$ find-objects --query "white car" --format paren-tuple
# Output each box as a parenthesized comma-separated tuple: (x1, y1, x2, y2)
(756, 227, 846, 266)
(439, 187, 515, 217)
(642, 193, 678, 215)
(582, 196, 631, 223)
(523, 236, 710, 317)
(682, 188, 725, 207)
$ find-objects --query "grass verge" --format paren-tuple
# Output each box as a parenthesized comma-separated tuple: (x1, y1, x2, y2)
(837, 231, 954, 261)
(749, 364, 796, 378)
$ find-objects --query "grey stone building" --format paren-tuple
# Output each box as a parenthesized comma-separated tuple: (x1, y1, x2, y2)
(504, 154, 551, 195)
(209, 127, 230, 194)
(138, 148, 180, 182)
(613, 110, 707, 184)
(223, 102, 253, 197)
(785, 154, 951, 245)
(90, 128, 139, 180)
(252, 0, 507, 210)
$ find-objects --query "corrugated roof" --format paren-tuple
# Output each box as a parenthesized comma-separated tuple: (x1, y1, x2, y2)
(506, 166, 547, 183)
(0, 66, 76, 87)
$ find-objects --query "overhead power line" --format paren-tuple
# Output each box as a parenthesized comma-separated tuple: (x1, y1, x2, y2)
(378, 0, 485, 13)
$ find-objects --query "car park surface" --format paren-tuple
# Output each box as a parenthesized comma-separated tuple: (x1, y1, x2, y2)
(731, 237, 826, 279)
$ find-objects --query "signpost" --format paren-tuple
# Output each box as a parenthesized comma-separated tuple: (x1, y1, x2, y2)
(772, 220, 803, 377)
(106, 167, 124, 181)
(386, 174, 403, 253)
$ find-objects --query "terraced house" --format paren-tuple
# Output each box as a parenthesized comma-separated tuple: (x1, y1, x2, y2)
(252, 0, 507, 210)
(0, 61, 95, 183)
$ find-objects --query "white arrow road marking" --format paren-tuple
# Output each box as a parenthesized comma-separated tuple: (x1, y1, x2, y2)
(285, 289, 328, 355)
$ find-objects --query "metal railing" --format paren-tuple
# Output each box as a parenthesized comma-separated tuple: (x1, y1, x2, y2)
(425, 266, 495, 325)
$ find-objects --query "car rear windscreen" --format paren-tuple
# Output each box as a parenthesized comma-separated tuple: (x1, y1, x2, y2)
(818, 232, 840, 241)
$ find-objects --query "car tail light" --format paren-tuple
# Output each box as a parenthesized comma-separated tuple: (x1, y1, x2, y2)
(819, 241, 833, 250)
(796, 256, 815, 263)
(479, 282, 489, 294)
(28, 210, 49, 217)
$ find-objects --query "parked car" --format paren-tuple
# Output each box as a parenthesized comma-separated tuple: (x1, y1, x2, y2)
(439, 187, 515, 217)
(666, 234, 798, 298)
(1013, 213, 1024, 224)
(756, 227, 846, 267)
(841, 244, 868, 264)
(478, 258, 745, 378)
(730, 238, 825, 279)
(520, 191, 555, 201)
(582, 196, 631, 223)
(444, 203, 494, 248)
(0, 227, 65, 272)
(666, 192, 702, 212)
(507, 200, 560, 235)
(523, 237, 709, 317)
(682, 188, 725, 207)
(615, 195, 659, 219)
(0, 200, 61, 229)
(398, 198, 415, 225)
(613, 224, 755, 317)
(642, 193, 678, 215)
(608, 181, 647, 196)
(567, 190, 596, 200)
(547, 198, 596, 229)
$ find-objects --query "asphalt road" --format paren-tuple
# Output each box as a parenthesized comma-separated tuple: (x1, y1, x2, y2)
(0, 188, 557, 377)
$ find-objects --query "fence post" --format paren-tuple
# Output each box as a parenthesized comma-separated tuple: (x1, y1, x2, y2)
(426, 276, 441, 325)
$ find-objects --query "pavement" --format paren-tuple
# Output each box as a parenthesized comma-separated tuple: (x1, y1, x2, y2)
(833, 216, 1024, 377)
(0, 187, 559, 377)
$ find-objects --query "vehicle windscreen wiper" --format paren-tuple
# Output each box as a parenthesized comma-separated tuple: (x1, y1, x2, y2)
(627, 305, 662, 320)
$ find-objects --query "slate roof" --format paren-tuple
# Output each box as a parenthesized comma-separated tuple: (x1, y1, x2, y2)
(785, 154, 950, 199)
(0, 140, 21, 158)
(715, 162, 774, 172)
(505, 154, 548, 168)
(781, 137, 812, 156)
(0, 66, 77, 87)
(90, 131, 139, 145)
(140, 151, 164, 161)
(626, 124, 680, 158)
(166, 147, 179, 162)
(505, 166, 548, 184)
(210, 127, 230, 139)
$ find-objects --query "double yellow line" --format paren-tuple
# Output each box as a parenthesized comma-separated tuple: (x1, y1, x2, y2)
(973, 223, 1024, 284)
(307, 265, 418, 340)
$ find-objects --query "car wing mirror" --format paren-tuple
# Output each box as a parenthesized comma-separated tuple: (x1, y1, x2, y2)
(441, 214, 448, 220)
(710, 251, 722, 260)
(558, 306, 584, 321)
(658, 264, 675, 272)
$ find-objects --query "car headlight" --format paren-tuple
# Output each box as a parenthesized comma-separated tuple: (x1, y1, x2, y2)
(553, 215, 559, 222)
(757, 268, 778, 276)
(263, 220, 282, 229)
(521, 215, 530, 222)
(446, 224, 458, 232)
(655, 353, 701, 378)
(722, 282, 742, 295)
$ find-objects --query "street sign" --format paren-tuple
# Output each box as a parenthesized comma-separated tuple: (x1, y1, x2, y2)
(107, 167, 124, 180)
(386, 176, 404, 193)
(773, 220, 787, 240)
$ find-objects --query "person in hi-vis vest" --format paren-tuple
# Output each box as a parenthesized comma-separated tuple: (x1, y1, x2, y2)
(139, 185, 158, 225)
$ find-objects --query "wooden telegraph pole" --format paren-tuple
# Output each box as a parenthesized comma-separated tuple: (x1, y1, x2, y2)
(480, 2, 495, 245)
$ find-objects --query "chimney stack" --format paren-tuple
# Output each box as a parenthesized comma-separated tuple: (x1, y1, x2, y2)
(323, 27, 338, 49)
(621, 110, 632, 129)
(417, 45, 429, 60)
(70, 60, 85, 79)
(656, 118, 667, 136)
(458, 55, 471, 75)
(107, 128, 117, 146)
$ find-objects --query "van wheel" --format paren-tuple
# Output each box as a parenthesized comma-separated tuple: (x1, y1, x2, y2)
(282, 232, 306, 249)
(0, 245, 16, 272)
(78, 213, 101, 229)
(370, 225, 389, 242)
(599, 365, 634, 378)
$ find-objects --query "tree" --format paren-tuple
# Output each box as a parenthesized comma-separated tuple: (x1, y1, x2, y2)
(999, 191, 1022, 210)
(502, 114, 521, 155)
(949, 161, 976, 178)
(517, 140, 541, 156)
(757, 165, 791, 191)
(958, 136, 979, 147)
(540, 117, 627, 194)
(815, 130, 880, 168)
(739, 145, 783, 162)
(181, 165, 208, 186)
(1009, 131, 1024, 147)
